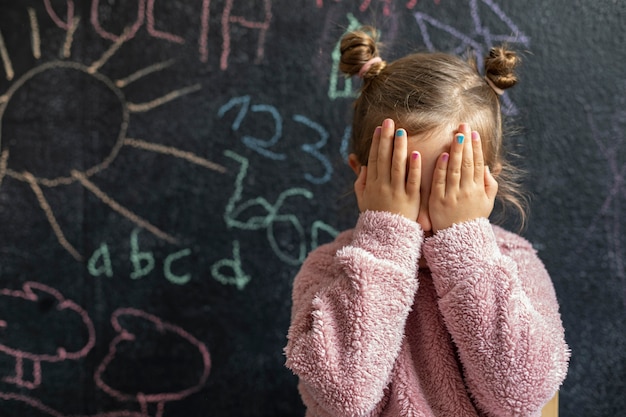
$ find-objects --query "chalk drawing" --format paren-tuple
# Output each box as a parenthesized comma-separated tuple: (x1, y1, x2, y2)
(580, 97, 626, 305)
(0, 13, 225, 261)
(220, 0, 272, 70)
(94, 308, 211, 417)
(294, 114, 334, 184)
(414, 0, 529, 115)
(328, 13, 362, 101)
(11, 0, 272, 76)
(218, 95, 286, 160)
(1, 300, 211, 417)
(0, 282, 96, 389)
(339, 125, 352, 161)
(87, 230, 192, 285)
(211, 240, 251, 290)
(219, 95, 334, 183)
(88, 242, 115, 278)
(223, 150, 338, 266)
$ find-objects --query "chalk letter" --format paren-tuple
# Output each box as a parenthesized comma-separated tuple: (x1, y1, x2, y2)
(88, 243, 114, 278)
(146, 0, 184, 43)
(220, 0, 272, 70)
(91, 0, 145, 42)
(164, 248, 192, 285)
(211, 241, 250, 290)
(130, 229, 155, 279)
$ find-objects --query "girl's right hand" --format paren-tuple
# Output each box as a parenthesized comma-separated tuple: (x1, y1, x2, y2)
(354, 118, 422, 221)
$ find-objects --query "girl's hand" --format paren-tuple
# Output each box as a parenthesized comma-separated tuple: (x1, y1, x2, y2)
(429, 123, 498, 232)
(354, 119, 422, 220)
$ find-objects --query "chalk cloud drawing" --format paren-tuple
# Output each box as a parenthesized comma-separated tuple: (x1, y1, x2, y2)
(0, 281, 96, 389)
(0, 6, 226, 262)
(94, 308, 211, 417)
(1, 283, 211, 416)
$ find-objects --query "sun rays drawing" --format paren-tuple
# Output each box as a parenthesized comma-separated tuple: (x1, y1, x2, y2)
(0, 16, 225, 262)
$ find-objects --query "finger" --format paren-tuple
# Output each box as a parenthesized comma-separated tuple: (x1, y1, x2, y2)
(354, 165, 367, 210)
(431, 152, 449, 198)
(484, 165, 499, 200)
(446, 129, 465, 191)
(406, 151, 421, 198)
(367, 126, 382, 179)
(391, 128, 408, 189)
(377, 118, 395, 181)
(458, 123, 474, 188)
(471, 130, 485, 184)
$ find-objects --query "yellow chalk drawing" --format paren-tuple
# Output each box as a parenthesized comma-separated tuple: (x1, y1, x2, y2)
(0, 15, 226, 262)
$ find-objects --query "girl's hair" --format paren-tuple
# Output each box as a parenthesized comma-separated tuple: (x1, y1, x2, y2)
(339, 27, 528, 228)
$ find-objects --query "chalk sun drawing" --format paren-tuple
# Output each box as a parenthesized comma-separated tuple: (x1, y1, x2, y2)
(0, 11, 226, 262)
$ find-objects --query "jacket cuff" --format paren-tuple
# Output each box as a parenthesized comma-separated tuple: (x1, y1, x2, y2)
(422, 218, 499, 296)
(349, 210, 423, 271)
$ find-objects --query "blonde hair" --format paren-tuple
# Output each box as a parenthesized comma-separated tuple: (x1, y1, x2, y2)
(340, 27, 528, 228)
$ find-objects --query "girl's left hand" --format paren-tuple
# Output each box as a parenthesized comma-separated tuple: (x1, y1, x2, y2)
(429, 123, 499, 232)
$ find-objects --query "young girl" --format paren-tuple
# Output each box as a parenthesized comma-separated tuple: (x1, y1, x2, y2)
(284, 27, 569, 417)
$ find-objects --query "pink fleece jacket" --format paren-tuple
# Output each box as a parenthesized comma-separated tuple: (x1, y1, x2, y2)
(285, 211, 569, 417)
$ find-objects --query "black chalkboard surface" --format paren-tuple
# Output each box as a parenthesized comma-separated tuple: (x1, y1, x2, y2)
(0, 1, 623, 416)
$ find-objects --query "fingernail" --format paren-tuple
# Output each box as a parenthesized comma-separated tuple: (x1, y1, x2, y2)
(396, 129, 405, 136)
(457, 134, 464, 144)
(375, 126, 381, 135)
(471, 131, 479, 141)
(412, 151, 420, 160)
(441, 153, 449, 162)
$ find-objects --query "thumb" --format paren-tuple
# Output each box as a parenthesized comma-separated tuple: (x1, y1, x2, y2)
(354, 166, 367, 211)
(484, 166, 499, 200)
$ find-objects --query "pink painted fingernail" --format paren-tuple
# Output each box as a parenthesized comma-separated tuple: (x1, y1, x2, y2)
(441, 153, 449, 162)
(412, 151, 420, 160)
(471, 131, 479, 141)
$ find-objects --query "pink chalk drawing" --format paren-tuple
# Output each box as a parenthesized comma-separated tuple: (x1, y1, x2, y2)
(94, 308, 211, 417)
(0, 282, 96, 389)
(39, 0, 271, 69)
(0, 391, 148, 417)
(413, 0, 529, 115)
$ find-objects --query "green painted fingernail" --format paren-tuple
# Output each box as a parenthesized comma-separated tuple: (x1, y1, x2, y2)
(457, 134, 464, 144)
(396, 129, 405, 136)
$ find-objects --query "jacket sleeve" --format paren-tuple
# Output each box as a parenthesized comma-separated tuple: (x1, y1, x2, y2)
(422, 218, 570, 417)
(284, 211, 423, 417)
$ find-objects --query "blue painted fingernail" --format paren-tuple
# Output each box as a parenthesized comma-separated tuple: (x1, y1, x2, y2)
(396, 129, 405, 136)
(457, 134, 464, 144)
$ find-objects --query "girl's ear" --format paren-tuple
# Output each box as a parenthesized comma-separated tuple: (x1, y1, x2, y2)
(348, 153, 362, 176)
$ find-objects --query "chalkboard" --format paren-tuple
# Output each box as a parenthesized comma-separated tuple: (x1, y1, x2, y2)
(0, 1, 623, 416)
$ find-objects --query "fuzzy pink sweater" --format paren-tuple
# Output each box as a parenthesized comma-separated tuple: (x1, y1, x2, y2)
(285, 211, 569, 417)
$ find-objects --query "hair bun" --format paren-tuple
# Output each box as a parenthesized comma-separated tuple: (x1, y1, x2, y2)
(339, 27, 386, 79)
(484, 46, 520, 91)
